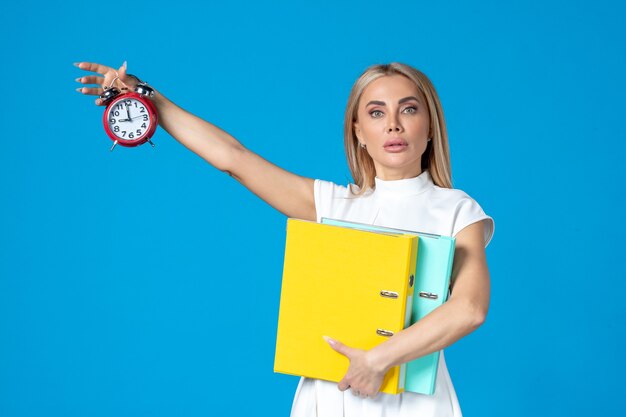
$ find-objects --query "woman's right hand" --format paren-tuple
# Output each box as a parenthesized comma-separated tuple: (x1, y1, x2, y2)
(74, 60, 316, 221)
(74, 61, 140, 106)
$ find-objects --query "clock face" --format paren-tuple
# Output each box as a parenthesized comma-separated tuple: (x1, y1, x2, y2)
(106, 97, 153, 141)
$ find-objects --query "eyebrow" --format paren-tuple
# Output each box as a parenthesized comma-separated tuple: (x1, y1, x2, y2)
(365, 96, 421, 107)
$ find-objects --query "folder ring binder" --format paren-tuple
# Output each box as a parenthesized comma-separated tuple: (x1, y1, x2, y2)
(376, 329, 395, 337)
(318, 217, 456, 395)
(418, 291, 438, 300)
(380, 290, 399, 299)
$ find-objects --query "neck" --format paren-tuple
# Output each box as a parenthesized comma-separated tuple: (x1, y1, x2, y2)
(375, 167, 423, 181)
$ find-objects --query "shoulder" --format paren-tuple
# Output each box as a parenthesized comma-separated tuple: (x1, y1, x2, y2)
(430, 185, 495, 247)
(314, 178, 373, 201)
(431, 184, 474, 204)
(313, 179, 373, 222)
(314, 179, 352, 198)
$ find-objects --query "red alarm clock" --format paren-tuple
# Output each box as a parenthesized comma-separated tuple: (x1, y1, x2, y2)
(100, 75, 158, 151)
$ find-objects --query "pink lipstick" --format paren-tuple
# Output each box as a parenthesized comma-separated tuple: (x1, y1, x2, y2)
(384, 138, 408, 152)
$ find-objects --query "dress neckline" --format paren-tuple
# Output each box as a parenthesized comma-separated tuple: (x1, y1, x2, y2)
(373, 170, 433, 197)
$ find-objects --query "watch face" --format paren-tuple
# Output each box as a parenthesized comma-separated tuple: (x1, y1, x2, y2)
(106, 97, 153, 141)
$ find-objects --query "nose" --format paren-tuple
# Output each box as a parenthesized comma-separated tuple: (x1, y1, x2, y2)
(386, 113, 402, 133)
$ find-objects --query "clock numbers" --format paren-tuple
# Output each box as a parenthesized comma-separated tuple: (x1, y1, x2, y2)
(107, 97, 152, 141)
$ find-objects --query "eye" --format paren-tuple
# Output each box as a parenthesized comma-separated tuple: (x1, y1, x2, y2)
(369, 110, 384, 118)
(403, 106, 417, 114)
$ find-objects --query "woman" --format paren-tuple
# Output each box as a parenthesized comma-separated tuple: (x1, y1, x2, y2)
(75, 61, 494, 416)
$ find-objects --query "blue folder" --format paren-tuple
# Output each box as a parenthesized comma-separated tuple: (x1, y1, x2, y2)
(320, 218, 455, 395)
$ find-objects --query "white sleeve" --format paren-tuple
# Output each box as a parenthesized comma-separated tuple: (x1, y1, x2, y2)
(313, 179, 336, 223)
(313, 179, 355, 223)
(451, 196, 495, 247)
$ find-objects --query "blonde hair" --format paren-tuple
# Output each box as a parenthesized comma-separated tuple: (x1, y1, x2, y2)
(344, 63, 452, 194)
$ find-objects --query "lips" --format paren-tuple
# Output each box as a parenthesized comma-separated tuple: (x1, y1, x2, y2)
(384, 138, 408, 152)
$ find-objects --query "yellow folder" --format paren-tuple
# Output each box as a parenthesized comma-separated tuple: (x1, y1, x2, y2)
(274, 219, 417, 394)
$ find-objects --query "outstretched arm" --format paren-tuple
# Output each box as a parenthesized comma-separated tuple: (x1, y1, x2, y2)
(75, 62, 316, 221)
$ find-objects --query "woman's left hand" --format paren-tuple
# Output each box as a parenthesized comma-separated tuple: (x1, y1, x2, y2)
(323, 336, 388, 399)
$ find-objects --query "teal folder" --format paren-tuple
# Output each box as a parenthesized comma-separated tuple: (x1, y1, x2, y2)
(320, 218, 455, 395)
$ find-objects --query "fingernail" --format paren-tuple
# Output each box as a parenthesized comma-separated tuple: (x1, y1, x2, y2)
(75, 77, 82, 83)
(122, 60, 127, 69)
(73, 62, 80, 67)
(322, 336, 335, 345)
(76, 87, 83, 93)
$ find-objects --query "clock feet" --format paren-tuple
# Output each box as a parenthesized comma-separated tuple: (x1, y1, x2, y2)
(110, 140, 118, 152)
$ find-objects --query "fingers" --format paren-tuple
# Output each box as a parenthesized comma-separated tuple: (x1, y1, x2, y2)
(337, 378, 350, 392)
(74, 61, 141, 91)
(74, 61, 128, 106)
(74, 61, 123, 88)
(118, 61, 128, 79)
(76, 86, 104, 96)
(74, 82, 105, 105)
(74, 61, 115, 77)
(337, 380, 376, 398)
(351, 386, 376, 399)
(117, 62, 139, 89)
(76, 75, 105, 86)
(74, 62, 113, 103)
(323, 336, 352, 357)
(352, 390, 368, 399)
(339, 376, 376, 398)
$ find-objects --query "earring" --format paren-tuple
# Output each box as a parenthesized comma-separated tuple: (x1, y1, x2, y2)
(360, 143, 367, 149)
(427, 138, 432, 142)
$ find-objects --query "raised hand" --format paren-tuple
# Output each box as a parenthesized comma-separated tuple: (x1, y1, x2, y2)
(73, 59, 317, 222)
(74, 61, 139, 106)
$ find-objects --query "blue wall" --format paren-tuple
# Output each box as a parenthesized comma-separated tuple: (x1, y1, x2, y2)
(1, 0, 624, 415)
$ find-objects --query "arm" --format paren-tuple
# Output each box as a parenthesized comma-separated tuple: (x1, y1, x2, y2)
(371, 219, 490, 365)
(326, 220, 490, 397)
(75, 62, 316, 221)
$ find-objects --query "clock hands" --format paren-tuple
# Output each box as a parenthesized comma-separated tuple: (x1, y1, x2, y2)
(118, 114, 146, 122)
(118, 102, 133, 122)
(117, 103, 145, 122)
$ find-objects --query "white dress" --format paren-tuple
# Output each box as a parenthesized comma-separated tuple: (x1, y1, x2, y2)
(290, 170, 495, 417)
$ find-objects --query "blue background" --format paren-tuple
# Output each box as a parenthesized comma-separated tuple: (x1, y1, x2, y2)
(1, 0, 624, 415)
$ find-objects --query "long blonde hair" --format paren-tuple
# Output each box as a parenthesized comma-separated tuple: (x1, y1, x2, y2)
(344, 63, 452, 194)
